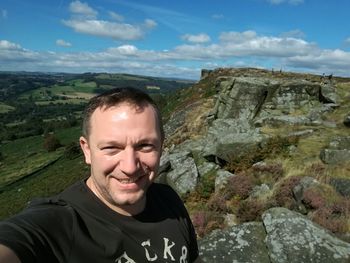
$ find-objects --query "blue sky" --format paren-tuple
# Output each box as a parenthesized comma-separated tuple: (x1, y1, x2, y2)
(1, 0, 350, 79)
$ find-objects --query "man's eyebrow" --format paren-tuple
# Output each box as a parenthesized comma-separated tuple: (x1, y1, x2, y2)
(97, 140, 124, 146)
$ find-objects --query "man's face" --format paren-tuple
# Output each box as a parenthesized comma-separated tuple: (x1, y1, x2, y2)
(80, 103, 162, 215)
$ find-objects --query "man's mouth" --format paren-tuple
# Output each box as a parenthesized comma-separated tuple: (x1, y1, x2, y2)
(117, 176, 143, 184)
(113, 166, 151, 184)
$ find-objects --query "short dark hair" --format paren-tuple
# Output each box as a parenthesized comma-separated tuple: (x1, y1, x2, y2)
(82, 87, 164, 141)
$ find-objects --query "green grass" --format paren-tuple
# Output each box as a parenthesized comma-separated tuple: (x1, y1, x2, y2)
(18, 87, 51, 100)
(18, 80, 97, 105)
(0, 103, 15, 113)
(0, 154, 89, 219)
(0, 125, 85, 219)
(64, 79, 97, 93)
(96, 73, 148, 81)
(55, 126, 81, 144)
(0, 126, 81, 189)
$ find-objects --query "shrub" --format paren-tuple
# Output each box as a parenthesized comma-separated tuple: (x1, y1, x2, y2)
(196, 170, 216, 199)
(226, 136, 298, 173)
(225, 172, 255, 200)
(305, 186, 350, 234)
(208, 193, 228, 212)
(191, 211, 224, 238)
(252, 162, 284, 185)
(237, 199, 265, 222)
(331, 197, 350, 215)
(302, 187, 326, 209)
(305, 162, 326, 179)
(252, 162, 284, 178)
(43, 134, 62, 152)
(273, 176, 301, 209)
(310, 207, 348, 234)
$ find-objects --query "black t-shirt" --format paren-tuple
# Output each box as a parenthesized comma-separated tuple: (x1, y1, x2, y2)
(0, 181, 199, 262)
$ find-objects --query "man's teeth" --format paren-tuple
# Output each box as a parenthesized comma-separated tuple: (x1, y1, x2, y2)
(117, 177, 141, 184)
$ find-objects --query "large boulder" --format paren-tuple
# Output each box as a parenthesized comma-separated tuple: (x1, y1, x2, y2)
(213, 77, 275, 120)
(199, 222, 270, 263)
(320, 136, 350, 164)
(158, 150, 199, 195)
(262, 207, 350, 263)
(202, 118, 265, 162)
(198, 207, 350, 262)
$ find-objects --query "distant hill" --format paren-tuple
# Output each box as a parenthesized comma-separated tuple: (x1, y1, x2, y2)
(0, 71, 195, 101)
(0, 71, 195, 142)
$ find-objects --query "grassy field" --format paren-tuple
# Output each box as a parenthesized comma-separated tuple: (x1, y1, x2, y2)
(18, 80, 97, 105)
(0, 125, 84, 219)
(96, 73, 149, 81)
(0, 103, 15, 113)
(0, 126, 81, 188)
(0, 153, 88, 219)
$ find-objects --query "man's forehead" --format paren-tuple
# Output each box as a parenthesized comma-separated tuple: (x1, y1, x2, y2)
(96, 102, 152, 114)
(89, 103, 159, 126)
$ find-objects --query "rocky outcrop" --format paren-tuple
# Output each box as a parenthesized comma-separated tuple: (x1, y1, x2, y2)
(199, 222, 270, 263)
(320, 136, 350, 164)
(160, 68, 350, 261)
(202, 118, 265, 162)
(199, 207, 350, 263)
(263, 208, 350, 263)
(158, 150, 198, 195)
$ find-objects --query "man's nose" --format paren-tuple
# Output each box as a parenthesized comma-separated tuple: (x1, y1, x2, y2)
(119, 148, 139, 175)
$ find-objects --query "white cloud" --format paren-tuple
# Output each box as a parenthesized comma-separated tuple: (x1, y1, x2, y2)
(0, 40, 40, 62)
(0, 40, 21, 50)
(2, 30, 350, 79)
(1, 9, 7, 19)
(287, 49, 350, 69)
(181, 33, 211, 44)
(56, 39, 72, 47)
(69, 0, 97, 18)
(63, 2, 155, 40)
(219, 31, 257, 43)
(62, 19, 144, 40)
(109, 11, 124, 22)
(280, 29, 305, 39)
(112, 45, 138, 55)
(143, 19, 157, 29)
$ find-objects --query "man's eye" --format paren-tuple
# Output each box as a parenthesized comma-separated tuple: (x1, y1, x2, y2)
(101, 146, 121, 153)
(138, 144, 154, 152)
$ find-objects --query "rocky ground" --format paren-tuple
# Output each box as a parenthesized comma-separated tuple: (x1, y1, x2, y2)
(158, 67, 350, 262)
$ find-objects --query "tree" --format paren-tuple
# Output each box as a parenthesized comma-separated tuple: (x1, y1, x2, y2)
(43, 134, 62, 152)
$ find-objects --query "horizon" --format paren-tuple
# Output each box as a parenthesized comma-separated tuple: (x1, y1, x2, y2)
(1, 0, 350, 79)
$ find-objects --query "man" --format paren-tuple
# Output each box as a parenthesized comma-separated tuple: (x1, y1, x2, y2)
(0, 87, 200, 262)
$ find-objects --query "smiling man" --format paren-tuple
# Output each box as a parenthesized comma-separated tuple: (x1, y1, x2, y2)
(0, 87, 200, 262)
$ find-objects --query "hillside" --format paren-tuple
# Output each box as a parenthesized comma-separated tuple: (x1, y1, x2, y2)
(157, 67, 350, 260)
(1, 68, 350, 261)
(0, 71, 194, 141)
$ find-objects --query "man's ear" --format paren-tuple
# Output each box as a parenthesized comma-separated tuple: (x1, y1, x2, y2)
(80, 136, 91, 165)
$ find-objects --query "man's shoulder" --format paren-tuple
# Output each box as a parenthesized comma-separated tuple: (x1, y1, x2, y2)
(4, 181, 87, 226)
(149, 183, 179, 198)
(148, 183, 185, 209)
